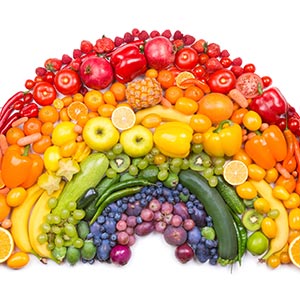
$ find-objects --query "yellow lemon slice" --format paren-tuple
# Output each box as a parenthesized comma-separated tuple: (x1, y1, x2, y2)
(0, 227, 14, 263)
(111, 106, 136, 131)
(223, 160, 248, 186)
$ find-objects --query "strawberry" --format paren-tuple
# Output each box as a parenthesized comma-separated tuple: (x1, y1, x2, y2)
(192, 39, 207, 53)
(94, 36, 115, 54)
(80, 40, 93, 53)
(44, 58, 62, 72)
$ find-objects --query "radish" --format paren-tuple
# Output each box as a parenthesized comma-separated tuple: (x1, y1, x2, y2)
(144, 36, 175, 70)
(79, 56, 114, 90)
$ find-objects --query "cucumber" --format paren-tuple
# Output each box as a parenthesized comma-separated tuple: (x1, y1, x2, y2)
(179, 170, 238, 260)
(216, 175, 245, 214)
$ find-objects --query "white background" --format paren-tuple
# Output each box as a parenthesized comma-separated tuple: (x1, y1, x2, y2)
(1, 0, 300, 299)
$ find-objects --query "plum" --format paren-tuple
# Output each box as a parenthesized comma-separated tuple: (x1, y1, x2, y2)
(163, 225, 187, 246)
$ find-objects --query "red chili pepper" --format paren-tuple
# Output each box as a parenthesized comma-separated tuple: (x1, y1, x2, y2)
(20, 103, 39, 118)
(110, 43, 147, 83)
(0, 112, 20, 135)
(0, 91, 24, 119)
(249, 87, 288, 124)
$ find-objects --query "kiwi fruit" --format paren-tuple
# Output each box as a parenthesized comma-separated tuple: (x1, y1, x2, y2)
(109, 153, 131, 173)
(242, 209, 264, 231)
(188, 153, 206, 171)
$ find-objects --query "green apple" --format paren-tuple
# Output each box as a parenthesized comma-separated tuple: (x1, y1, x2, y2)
(120, 125, 153, 158)
(82, 117, 119, 152)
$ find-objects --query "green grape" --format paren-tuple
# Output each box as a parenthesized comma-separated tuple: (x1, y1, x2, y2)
(202, 167, 214, 179)
(41, 223, 51, 233)
(60, 208, 70, 220)
(157, 169, 169, 181)
(214, 165, 224, 175)
(68, 216, 79, 225)
(213, 157, 226, 167)
(201, 226, 216, 240)
(202, 158, 212, 168)
(67, 201, 77, 212)
(52, 225, 62, 235)
(106, 167, 117, 179)
(73, 209, 85, 220)
(171, 158, 183, 168)
(64, 223, 77, 237)
(73, 238, 84, 249)
(128, 164, 139, 176)
(132, 157, 142, 166)
(151, 147, 160, 156)
(54, 235, 64, 247)
(106, 150, 116, 160)
(46, 213, 55, 225)
(51, 214, 61, 225)
(191, 143, 203, 154)
(208, 175, 218, 187)
(47, 242, 55, 251)
(48, 197, 58, 209)
(144, 153, 154, 163)
(37, 233, 48, 244)
(169, 165, 181, 174)
(158, 162, 169, 171)
(112, 143, 123, 155)
(181, 158, 190, 170)
(137, 159, 148, 170)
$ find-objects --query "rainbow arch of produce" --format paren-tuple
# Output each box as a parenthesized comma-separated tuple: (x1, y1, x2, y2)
(1, 28, 300, 270)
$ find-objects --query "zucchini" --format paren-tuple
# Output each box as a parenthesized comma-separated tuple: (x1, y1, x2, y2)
(179, 170, 238, 260)
(216, 175, 245, 214)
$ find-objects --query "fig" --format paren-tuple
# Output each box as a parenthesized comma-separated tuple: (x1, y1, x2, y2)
(163, 225, 187, 246)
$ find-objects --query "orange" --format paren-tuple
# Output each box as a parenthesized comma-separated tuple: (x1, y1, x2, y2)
(288, 235, 300, 268)
(197, 93, 234, 124)
(165, 86, 184, 104)
(145, 68, 158, 78)
(157, 69, 175, 89)
(184, 85, 204, 101)
(73, 92, 84, 102)
(6, 127, 25, 145)
(0, 227, 14, 263)
(111, 106, 136, 131)
(175, 71, 195, 89)
(53, 98, 64, 110)
(41, 121, 54, 136)
(84, 90, 104, 111)
(0, 194, 11, 222)
(67, 101, 89, 121)
(23, 118, 42, 135)
(110, 82, 126, 102)
(223, 160, 248, 186)
(38, 105, 59, 123)
(62, 96, 73, 107)
(0, 171, 5, 189)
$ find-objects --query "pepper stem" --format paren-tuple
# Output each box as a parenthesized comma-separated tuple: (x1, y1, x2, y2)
(22, 144, 30, 156)
(213, 120, 233, 133)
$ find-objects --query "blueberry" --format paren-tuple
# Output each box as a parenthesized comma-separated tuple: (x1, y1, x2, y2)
(97, 240, 111, 262)
(97, 215, 105, 224)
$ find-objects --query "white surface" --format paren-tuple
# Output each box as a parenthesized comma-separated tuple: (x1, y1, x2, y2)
(1, 0, 300, 299)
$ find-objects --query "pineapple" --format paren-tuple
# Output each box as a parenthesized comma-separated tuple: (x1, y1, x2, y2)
(125, 77, 163, 110)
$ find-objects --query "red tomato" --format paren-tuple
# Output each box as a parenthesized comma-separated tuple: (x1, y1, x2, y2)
(235, 72, 264, 98)
(32, 81, 57, 106)
(207, 69, 236, 94)
(54, 69, 81, 95)
(175, 47, 199, 70)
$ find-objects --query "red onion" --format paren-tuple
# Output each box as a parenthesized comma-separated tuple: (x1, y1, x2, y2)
(110, 245, 132, 266)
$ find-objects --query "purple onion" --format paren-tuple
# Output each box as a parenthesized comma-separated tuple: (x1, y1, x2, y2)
(110, 245, 132, 266)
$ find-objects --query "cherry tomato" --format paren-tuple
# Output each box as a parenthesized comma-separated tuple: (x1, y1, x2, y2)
(289, 208, 300, 230)
(262, 75, 272, 88)
(242, 110, 262, 131)
(25, 79, 36, 90)
(54, 69, 81, 95)
(288, 117, 300, 135)
(236, 72, 263, 98)
(32, 81, 57, 106)
(192, 65, 206, 79)
(261, 217, 277, 239)
(243, 63, 256, 73)
(207, 69, 236, 94)
(220, 57, 232, 68)
(175, 47, 199, 70)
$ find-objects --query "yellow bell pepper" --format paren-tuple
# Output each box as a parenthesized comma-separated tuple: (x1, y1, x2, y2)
(153, 122, 193, 158)
(203, 120, 242, 157)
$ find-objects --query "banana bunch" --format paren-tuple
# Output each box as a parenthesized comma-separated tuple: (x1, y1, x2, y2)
(10, 183, 65, 262)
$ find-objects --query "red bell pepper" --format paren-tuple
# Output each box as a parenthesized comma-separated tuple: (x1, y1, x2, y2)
(110, 43, 147, 83)
(249, 87, 288, 124)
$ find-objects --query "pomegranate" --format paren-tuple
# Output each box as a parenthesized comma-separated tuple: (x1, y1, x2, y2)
(144, 36, 175, 70)
(79, 56, 113, 90)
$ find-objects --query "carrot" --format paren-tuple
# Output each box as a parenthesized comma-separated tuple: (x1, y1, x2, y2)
(275, 162, 291, 179)
(0, 187, 9, 195)
(17, 132, 42, 146)
(74, 124, 83, 134)
(0, 134, 8, 155)
(11, 116, 28, 128)
(228, 88, 249, 108)
(282, 129, 295, 169)
(160, 96, 173, 108)
(1, 218, 12, 229)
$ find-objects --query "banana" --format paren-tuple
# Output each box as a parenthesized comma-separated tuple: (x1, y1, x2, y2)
(10, 184, 44, 253)
(29, 182, 65, 260)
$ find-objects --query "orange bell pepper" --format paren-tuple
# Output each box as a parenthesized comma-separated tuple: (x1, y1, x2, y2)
(21, 153, 44, 188)
(244, 125, 287, 170)
(1, 145, 33, 188)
